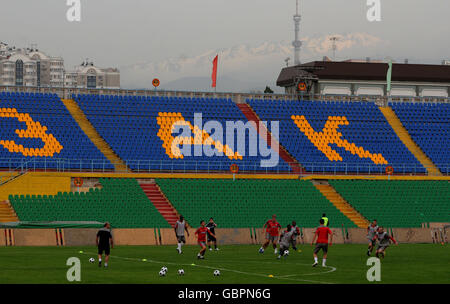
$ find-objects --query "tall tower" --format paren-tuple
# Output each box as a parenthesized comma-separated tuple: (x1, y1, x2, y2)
(329, 36, 339, 60)
(292, 0, 302, 65)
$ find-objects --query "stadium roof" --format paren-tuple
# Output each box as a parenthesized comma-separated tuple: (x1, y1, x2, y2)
(277, 61, 450, 87)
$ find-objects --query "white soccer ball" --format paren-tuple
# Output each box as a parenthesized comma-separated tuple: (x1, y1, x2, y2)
(159, 270, 166, 276)
(213, 270, 221, 276)
(161, 266, 168, 273)
(178, 269, 185, 276)
(284, 250, 290, 256)
(89, 258, 95, 263)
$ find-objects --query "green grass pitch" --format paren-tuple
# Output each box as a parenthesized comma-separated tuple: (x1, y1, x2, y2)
(0, 244, 448, 284)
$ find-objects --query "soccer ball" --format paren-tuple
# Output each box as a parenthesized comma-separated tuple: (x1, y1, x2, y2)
(89, 258, 95, 263)
(213, 270, 221, 276)
(284, 250, 290, 256)
(161, 266, 168, 273)
(159, 270, 166, 276)
(178, 269, 185, 276)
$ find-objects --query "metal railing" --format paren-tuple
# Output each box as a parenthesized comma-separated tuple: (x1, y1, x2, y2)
(1, 85, 449, 105)
(0, 158, 448, 176)
(0, 161, 30, 186)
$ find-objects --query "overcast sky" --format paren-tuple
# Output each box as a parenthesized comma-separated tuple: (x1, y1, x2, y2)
(1, 0, 449, 89)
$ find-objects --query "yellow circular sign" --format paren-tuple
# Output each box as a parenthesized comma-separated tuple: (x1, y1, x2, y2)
(74, 177, 83, 187)
(385, 166, 394, 175)
(297, 82, 307, 91)
(230, 164, 239, 174)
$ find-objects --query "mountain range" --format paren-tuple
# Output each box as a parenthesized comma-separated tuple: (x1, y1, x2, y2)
(120, 32, 383, 92)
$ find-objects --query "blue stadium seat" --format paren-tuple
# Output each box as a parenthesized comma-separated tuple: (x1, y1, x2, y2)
(73, 94, 290, 172)
(247, 99, 425, 174)
(390, 102, 449, 174)
(0, 92, 113, 170)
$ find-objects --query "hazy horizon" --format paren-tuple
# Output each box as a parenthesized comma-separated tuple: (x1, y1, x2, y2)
(1, 0, 449, 91)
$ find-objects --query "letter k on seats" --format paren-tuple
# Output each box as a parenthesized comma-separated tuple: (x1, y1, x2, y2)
(291, 115, 387, 165)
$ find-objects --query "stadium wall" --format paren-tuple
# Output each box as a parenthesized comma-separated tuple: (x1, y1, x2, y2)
(1, 228, 441, 246)
(13, 229, 57, 246)
(64, 228, 97, 246)
(0, 229, 6, 245)
(113, 229, 158, 246)
(0, 173, 71, 201)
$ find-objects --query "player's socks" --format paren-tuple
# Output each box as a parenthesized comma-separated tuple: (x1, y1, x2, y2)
(274, 248, 278, 254)
(104, 263, 108, 268)
(322, 259, 326, 267)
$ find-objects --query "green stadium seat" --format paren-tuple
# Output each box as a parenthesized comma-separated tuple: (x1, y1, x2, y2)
(156, 178, 356, 228)
(9, 178, 171, 228)
(329, 180, 450, 227)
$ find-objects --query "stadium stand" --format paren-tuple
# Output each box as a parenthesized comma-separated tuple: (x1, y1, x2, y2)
(9, 178, 170, 228)
(156, 178, 357, 228)
(0, 92, 113, 170)
(390, 102, 449, 174)
(73, 94, 291, 172)
(247, 99, 426, 173)
(329, 180, 450, 227)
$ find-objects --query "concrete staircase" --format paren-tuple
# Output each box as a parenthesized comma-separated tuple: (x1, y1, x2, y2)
(0, 201, 18, 222)
(139, 182, 180, 227)
(236, 103, 303, 174)
(61, 99, 129, 172)
(379, 106, 442, 176)
(314, 183, 368, 228)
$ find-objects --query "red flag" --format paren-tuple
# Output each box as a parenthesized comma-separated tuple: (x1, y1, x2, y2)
(211, 55, 218, 88)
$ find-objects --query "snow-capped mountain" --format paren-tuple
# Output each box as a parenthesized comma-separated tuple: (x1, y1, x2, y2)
(120, 32, 383, 92)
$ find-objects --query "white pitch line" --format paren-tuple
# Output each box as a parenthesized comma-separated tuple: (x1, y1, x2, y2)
(251, 261, 337, 278)
(79, 251, 335, 284)
(276, 266, 336, 278)
(239, 260, 338, 276)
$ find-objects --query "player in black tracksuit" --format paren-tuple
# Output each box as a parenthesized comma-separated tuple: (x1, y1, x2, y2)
(206, 218, 219, 251)
(96, 222, 114, 268)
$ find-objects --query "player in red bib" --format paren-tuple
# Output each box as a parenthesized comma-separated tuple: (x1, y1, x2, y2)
(259, 214, 282, 254)
(195, 220, 215, 259)
(311, 218, 333, 267)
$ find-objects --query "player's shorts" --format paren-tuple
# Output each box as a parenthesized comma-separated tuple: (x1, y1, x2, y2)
(314, 243, 328, 254)
(368, 238, 376, 246)
(290, 238, 297, 247)
(98, 245, 110, 255)
(207, 234, 216, 242)
(377, 244, 389, 251)
(279, 244, 289, 253)
(265, 233, 277, 242)
(177, 235, 186, 243)
(198, 241, 206, 247)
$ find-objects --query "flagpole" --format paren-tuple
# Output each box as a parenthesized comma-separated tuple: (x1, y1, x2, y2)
(385, 58, 392, 107)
